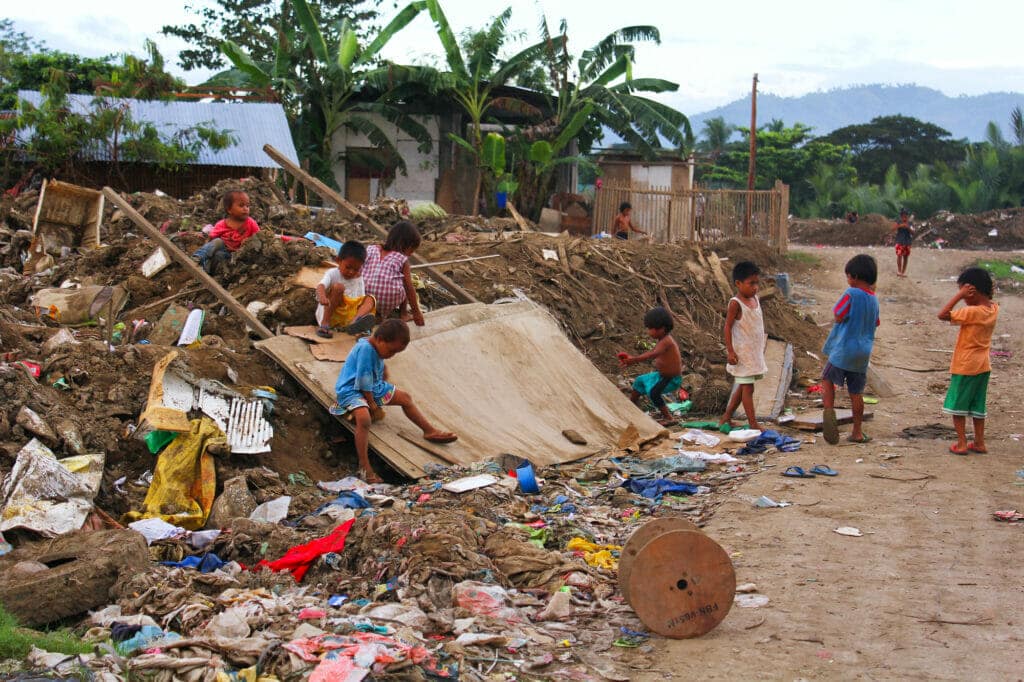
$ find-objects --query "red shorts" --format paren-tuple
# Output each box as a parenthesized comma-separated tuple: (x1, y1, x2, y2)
(895, 244, 911, 257)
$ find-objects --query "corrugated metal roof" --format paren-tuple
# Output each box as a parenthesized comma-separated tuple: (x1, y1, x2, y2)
(17, 90, 298, 168)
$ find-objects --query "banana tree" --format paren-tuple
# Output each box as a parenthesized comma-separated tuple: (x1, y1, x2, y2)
(215, 0, 432, 187)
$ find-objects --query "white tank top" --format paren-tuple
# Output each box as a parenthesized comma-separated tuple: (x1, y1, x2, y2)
(726, 296, 768, 377)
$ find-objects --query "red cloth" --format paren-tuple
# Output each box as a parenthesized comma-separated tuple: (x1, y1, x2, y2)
(255, 519, 355, 581)
(209, 217, 260, 251)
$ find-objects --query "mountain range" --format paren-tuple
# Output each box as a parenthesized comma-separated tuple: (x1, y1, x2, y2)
(686, 85, 1024, 142)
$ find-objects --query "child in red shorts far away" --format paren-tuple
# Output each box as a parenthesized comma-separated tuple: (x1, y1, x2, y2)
(937, 267, 999, 455)
(192, 190, 260, 274)
(331, 319, 457, 482)
(619, 307, 683, 426)
(893, 208, 914, 278)
(717, 261, 768, 431)
(821, 254, 880, 445)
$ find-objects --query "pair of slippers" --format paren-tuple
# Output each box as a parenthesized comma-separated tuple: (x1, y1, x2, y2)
(949, 442, 987, 456)
(317, 314, 376, 339)
(782, 465, 838, 478)
(822, 408, 871, 445)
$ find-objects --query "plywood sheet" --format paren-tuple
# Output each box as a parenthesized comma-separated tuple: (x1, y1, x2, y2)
(735, 340, 793, 421)
(310, 337, 359, 362)
(257, 302, 664, 477)
(284, 325, 336, 344)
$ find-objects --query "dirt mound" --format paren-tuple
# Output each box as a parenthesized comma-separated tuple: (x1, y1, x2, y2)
(919, 208, 1024, 250)
(790, 213, 893, 246)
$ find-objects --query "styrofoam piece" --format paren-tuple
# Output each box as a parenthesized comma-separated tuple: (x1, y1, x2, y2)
(442, 474, 499, 494)
(176, 308, 205, 345)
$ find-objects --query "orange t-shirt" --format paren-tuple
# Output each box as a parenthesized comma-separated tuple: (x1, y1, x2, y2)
(949, 303, 998, 375)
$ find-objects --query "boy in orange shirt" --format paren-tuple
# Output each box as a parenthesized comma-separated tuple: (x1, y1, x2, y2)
(937, 267, 999, 455)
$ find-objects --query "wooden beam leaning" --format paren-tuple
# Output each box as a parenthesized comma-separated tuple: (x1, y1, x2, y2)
(262, 144, 478, 305)
(102, 187, 275, 340)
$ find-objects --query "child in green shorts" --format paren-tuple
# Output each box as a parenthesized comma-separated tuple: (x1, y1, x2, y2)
(937, 267, 999, 455)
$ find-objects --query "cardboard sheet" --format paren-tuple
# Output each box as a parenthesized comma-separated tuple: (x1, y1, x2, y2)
(735, 340, 794, 421)
(257, 301, 664, 477)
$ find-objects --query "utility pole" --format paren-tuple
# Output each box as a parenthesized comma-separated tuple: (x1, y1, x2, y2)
(744, 73, 758, 237)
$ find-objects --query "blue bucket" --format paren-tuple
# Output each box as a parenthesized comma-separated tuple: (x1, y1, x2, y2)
(516, 461, 540, 493)
(495, 191, 508, 209)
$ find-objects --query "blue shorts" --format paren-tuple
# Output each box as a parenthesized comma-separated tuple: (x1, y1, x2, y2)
(632, 372, 683, 409)
(330, 383, 396, 416)
(821, 362, 867, 395)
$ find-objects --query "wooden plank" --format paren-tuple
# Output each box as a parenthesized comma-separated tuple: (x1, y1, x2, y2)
(410, 254, 501, 270)
(102, 188, 275, 340)
(506, 201, 533, 232)
(262, 144, 478, 305)
(735, 340, 793, 421)
(789, 409, 875, 431)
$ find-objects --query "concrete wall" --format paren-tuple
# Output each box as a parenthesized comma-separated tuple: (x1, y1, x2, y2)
(330, 113, 440, 203)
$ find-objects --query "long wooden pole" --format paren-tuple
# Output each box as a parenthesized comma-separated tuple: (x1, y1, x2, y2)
(263, 144, 478, 305)
(744, 73, 758, 237)
(102, 188, 275, 340)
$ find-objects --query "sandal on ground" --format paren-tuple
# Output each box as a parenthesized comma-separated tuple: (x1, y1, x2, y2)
(782, 466, 816, 478)
(949, 445, 968, 456)
(810, 465, 839, 476)
(316, 326, 333, 339)
(967, 442, 988, 453)
(344, 314, 375, 335)
(822, 408, 839, 445)
(847, 434, 872, 443)
(425, 432, 458, 444)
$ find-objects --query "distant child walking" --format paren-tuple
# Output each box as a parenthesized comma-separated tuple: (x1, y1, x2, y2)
(363, 221, 426, 326)
(332, 319, 457, 482)
(717, 261, 768, 431)
(619, 307, 683, 426)
(821, 254, 880, 444)
(314, 240, 376, 338)
(893, 208, 913, 278)
(613, 202, 647, 240)
(193, 190, 260, 274)
(937, 267, 998, 455)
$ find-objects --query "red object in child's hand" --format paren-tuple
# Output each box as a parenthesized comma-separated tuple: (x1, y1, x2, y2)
(616, 352, 629, 361)
(807, 384, 823, 394)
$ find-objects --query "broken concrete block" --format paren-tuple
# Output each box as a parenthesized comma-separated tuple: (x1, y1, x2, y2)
(206, 475, 256, 529)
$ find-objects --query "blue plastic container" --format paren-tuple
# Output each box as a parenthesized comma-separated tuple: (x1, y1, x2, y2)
(516, 461, 540, 493)
(495, 191, 508, 209)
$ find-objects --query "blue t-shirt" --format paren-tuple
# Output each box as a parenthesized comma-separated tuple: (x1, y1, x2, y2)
(822, 286, 880, 373)
(335, 338, 390, 404)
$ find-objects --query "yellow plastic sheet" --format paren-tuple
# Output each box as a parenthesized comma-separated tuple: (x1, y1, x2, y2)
(566, 537, 622, 570)
(123, 417, 222, 530)
(216, 666, 279, 682)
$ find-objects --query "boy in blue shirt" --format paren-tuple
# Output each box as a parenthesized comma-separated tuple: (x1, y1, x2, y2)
(332, 319, 457, 482)
(821, 254, 880, 444)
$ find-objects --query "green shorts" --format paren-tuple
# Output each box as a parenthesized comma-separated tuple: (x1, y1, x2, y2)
(942, 372, 989, 419)
(733, 374, 765, 385)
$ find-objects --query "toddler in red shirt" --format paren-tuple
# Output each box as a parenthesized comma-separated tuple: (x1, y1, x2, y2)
(193, 190, 260, 274)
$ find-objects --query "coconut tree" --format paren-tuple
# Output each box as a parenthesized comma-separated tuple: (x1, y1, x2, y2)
(698, 117, 735, 162)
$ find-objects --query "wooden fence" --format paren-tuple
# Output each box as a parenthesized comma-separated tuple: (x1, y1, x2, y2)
(592, 180, 789, 251)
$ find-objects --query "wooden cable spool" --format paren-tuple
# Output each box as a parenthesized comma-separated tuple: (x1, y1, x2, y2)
(618, 519, 736, 638)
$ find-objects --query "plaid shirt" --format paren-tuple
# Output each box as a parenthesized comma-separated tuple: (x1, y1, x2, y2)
(363, 245, 409, 313)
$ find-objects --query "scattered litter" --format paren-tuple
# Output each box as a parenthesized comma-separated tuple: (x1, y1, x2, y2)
(249, 495, 292, 523)
(734, 594, 770, 608)
(728, 428, 762, 443)
(834, 527, 863, 537)
(736, 582, 758, 593)
(128, 517, 187, 545)
(141, 247, 171, 277)
(681, 429, 720, 448)
(754, 496, 791, 508)
(442, 474, 499, 493)
(993, 510, 1023, 522)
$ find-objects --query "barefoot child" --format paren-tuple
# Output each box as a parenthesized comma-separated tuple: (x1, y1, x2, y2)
(613, 202, 647, 240)
(937, 267, 998, 455)
(718, 261, 768, 431)
(331, 319, 457, 482)
(315, 240, 376, 338)
(893, 208, 913, 278)
(193, 190, 260, 274)
(821, 254, 880, 445)
(619, 307, 682, 425)
(362, 221, 425, 326)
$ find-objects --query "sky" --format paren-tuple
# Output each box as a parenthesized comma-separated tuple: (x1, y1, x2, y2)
(8, 0, 1024, 115)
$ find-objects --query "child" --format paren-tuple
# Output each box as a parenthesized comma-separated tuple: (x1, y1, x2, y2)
(821, 254, 880, 445)
(193, 190, 260, 274)
(613, 202, 647, 240)
(620, 307, 683, 426)
(717, 261, 768, 431)
(315, 240, 376, 338)
(332, 319, 457, 482)
(937, 267, 999, 455)
(362, 221, 425, 326)
(893, 208, 913, 278)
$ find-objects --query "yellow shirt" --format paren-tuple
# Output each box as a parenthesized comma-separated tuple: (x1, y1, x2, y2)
(949, 303, 999, 375)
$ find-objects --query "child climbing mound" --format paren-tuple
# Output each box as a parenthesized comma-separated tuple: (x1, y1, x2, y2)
(362, 221, 425, 326)
(821, 254, 880, 445)
(332, 319, 457, 482)
(938, 267, 999, 455)
(619, 307, 683, 426)
(315, 240, 376, 338)
(192, 190, 260, 274)
(717, 261, 768, 431)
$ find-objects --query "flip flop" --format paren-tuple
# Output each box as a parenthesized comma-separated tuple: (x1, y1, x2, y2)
(810, 465, 838, 476)
(425, 433, 458, 444)
(316, 326, 333, 339)
(847, 434, 872, 443)
(949, 445, 968, 456)
(967, 442, 988, 454)
(344, 314, 375, 335)
(822, 408, 839, 445)
(782, 466, 816, 478)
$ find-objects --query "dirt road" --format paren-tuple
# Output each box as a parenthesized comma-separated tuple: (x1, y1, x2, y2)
(646, 246, 1024, 680)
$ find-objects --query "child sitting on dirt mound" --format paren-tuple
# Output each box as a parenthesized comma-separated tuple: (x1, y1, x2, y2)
(717, 261, 768, 431)
(362, 221, 425, 326)
(821, 254, 880, 445)
(192, 190, 260, 274)
(619, 307, 683, 426)
(315, 240, 376, 339)
(331, 319, 457, 482)
(938, 267, 999, 455)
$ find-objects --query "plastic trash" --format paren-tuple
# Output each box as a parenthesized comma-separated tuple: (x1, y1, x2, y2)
(453, 581, 523, 622)
(516, 461, 540, 493)
(250, 495, 292, 523)
(734, 594, 770, 608)
(754, 496, 791, 508)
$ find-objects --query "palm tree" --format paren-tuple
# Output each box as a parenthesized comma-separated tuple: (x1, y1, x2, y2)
(699, 117, 735, 162)
(1010, 106, 1024, 148)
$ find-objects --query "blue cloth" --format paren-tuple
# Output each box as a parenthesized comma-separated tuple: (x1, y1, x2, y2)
(115, 625, 180, 655)
(318, 491, 371, 512)
(737, 429, 801, 456)
(161, 552, 226, 573)
(822, 287, 879, 373)
(622, 478, 699, 500)
(334, 338, 394, 411)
